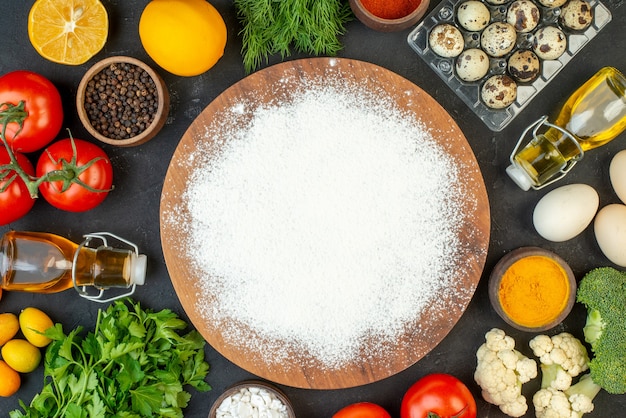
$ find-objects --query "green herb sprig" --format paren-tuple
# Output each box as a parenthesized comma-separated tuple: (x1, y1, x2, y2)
(10, 299, 210, 418)
(234, 0, 353, 73)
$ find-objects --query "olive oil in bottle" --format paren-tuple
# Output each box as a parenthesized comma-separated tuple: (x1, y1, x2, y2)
(507, 67, 626, 190)
(0, 231, 146, 296)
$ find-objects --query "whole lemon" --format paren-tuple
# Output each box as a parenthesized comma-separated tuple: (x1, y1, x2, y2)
(0, 360, 21, 397)
(1, 339, 41, 373)
(0, 313, 20, 347)
(139, 0, 227, 76)
(19, 307, 53, 348)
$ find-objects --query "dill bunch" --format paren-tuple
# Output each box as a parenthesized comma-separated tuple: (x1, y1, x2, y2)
(234, 0, 353, 73)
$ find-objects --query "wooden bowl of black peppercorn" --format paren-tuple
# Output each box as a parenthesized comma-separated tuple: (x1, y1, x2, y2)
(76, 56, 169, 147)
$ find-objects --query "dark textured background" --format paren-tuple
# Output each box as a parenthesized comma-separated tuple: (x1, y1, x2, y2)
(1, 1, 625, 416)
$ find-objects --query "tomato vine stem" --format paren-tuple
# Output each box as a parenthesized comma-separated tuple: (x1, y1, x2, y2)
(0, 100, 112, 200)
(0, 100, 40, 197)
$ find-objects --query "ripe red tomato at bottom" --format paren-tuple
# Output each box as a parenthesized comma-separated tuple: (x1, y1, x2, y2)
(0, 147, 36, 225)
(333, 402, 391, 418)
(401, 373, 477, 418)
(36, 138, 113, 212)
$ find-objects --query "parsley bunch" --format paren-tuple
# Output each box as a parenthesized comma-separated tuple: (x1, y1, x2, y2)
(234, 0, 353, 73)
(10, 299, 210, 418)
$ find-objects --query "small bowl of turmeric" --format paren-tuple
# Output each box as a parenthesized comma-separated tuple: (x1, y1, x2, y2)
(488, 247, 577, 332)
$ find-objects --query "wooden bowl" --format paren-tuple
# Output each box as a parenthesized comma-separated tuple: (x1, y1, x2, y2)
(349, 0, 430, 32)
(208, 380, 295, 418)
(489, 247, 577, 332)
(76, 56, 169, 147)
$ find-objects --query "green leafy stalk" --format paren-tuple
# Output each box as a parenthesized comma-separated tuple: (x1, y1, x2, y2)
(234, 0, 353, 73)
(10, 299, 211, 418)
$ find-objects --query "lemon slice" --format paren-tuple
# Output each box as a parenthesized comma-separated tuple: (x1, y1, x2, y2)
(28, 0, 108, 65)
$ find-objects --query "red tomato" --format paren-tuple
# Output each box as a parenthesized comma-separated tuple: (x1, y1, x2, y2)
(36, 138, 113, 212)
(333, 402, 391, 418)
(0, 147, 36, 225)
(401, 374, 477, 418)
(0, 70, 63, 153)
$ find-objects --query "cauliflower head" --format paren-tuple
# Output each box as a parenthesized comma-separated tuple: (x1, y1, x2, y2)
(529, 333, 590, 391)
(530, 334, 600, 417)
(533, 385, 595, 418)
(475, 328, 537, 417)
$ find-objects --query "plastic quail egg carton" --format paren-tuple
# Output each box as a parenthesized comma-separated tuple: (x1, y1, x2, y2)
(407, 0, 612, 131)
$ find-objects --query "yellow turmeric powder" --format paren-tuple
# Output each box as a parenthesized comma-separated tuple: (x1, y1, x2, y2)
(498, 255, 570, 328)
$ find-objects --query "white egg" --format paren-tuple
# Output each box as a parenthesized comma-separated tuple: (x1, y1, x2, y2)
(594, 204, 626, 267)
(533, 183, 599, 242)
(610, 150, 626, 204)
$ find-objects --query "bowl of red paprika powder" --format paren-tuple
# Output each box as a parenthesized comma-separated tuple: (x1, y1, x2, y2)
(76, 56, 170, 147)
(349, 0, 430, 32)
(488, 247, 577, 332)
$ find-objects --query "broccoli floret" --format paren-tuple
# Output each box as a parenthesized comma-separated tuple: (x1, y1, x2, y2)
(582, 309, 604, 344)
(576, 267, 626, 394)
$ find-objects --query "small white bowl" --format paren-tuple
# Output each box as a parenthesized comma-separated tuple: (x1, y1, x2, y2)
(208, 380, 296, 418)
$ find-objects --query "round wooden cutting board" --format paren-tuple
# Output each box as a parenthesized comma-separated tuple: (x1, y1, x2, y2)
(160, 58, 490, 390)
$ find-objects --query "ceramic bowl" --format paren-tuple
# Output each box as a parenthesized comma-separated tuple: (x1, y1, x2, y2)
(76, 56, 169, 147)
(488, 247, 577, 332)
(349, 0, 430, 32)
(208, 380, 296, 418)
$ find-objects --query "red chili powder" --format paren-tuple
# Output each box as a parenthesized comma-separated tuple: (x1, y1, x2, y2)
(360, 0, 422, 20)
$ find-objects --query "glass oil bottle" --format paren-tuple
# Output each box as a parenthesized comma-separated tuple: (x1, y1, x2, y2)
(507, 66, 626, 190)
(0, 231, 146, 302)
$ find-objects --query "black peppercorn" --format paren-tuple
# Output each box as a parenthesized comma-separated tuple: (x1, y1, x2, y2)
(83, 63, 158, 140)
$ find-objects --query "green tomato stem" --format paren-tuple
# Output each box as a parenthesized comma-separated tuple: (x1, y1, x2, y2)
(1, 101, 41, 198)
(1, 104, 112, 200)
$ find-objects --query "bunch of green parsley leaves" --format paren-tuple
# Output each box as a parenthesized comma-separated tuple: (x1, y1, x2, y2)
(10, 299, 210, 418)
(234, 0, 353, 73)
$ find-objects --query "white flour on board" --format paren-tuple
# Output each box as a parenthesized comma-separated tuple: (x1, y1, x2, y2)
(166, 73, 478, 370)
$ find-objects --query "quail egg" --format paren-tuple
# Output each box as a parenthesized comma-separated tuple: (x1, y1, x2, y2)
(533, 26, 567, 60)
(507, 50, 541, 82)
(457, 0, 491, 32)
(485, 0, 509, 5)
(506, 0, 541, 33)
(537, 0, 568, 7)
(429, 24, 465, 58)
(456, 48, 491, 82)
(481, 22, 517, 57)
(481, 74, 517, 109)
(560, 0, 594, 31)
